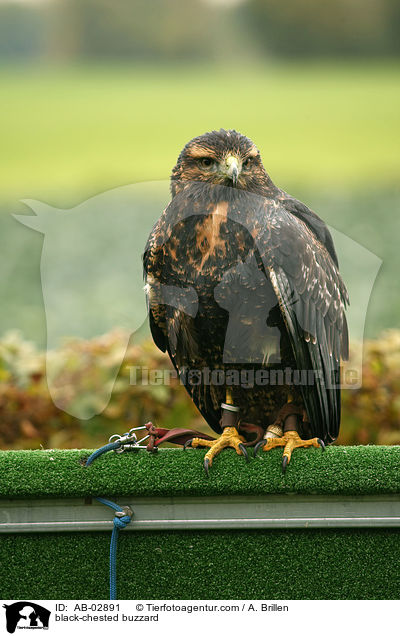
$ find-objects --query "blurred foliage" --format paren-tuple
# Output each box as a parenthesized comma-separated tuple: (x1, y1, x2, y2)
(1, 0, 400, 61)
(244, 0, 400, 58)
(341, 331, 400, 445)
(1, 329, 400, 450)
(0, 330, 203, 450)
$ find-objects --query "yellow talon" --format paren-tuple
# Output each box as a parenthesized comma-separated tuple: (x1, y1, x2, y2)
(190, 426, 247, 469)
(262, 430, 322, 469)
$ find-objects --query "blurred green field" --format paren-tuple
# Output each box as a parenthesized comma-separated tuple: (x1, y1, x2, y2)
(0, 62, 399, 344)
(1, 62, 399, 204)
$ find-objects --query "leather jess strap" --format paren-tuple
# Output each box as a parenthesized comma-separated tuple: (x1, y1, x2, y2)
(143, 421, 264, 452)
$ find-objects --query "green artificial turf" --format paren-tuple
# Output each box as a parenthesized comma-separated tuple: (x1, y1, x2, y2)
(0, 445, 400, 499)
(1, 446, 400, 600)
(1, 528, 399, 600)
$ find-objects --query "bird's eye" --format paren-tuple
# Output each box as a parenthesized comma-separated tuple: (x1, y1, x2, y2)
(199, 157, 214, 168)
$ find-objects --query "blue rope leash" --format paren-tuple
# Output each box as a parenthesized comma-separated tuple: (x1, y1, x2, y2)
(85, 443, 134, 600)
(85, 441, 122, 466)
(95, 497, 132, 600)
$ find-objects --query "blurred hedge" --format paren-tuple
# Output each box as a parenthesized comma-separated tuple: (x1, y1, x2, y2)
(0, 329, 399, 449)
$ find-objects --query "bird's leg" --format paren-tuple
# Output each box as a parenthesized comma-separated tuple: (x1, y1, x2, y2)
(254, 402, 324, 473)
(184, 389, 249, 475)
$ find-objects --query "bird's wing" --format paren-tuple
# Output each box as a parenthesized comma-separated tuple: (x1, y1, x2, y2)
(252, 196, 349, 443)
(143, 213, 169, 353)
(143, 197, 224, 432)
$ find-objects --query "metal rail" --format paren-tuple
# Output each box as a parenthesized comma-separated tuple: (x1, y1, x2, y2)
(1, 494, 400, 532)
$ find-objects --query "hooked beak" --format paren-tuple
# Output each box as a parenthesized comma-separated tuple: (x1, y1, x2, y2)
(223, 155, 240, 186)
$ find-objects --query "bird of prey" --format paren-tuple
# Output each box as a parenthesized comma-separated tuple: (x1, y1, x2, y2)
(143, 129, 348, 474)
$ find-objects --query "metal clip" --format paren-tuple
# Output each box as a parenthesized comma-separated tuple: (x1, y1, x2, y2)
(109, 426, 148, 454)
(115, 506, 133, 519)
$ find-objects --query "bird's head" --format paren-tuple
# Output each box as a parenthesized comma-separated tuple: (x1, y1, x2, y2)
(171, 129, 273, 197)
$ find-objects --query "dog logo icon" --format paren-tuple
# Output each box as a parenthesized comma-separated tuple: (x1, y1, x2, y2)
(3, 602, 50, 634)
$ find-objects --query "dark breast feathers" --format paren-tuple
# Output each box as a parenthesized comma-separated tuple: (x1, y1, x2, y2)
(143, 183, 349, 444)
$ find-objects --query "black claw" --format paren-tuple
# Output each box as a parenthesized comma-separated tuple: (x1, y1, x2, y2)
(204, 458, 210, 477)
(254, 440, 267, 457)
(318, 438, 326, 451)
(183, 439, 193, 451)
(239, 444, 250, 462)
(282, 456, 288, 474)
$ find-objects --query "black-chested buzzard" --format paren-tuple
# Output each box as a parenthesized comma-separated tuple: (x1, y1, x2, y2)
(143, 129, 348, 474)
